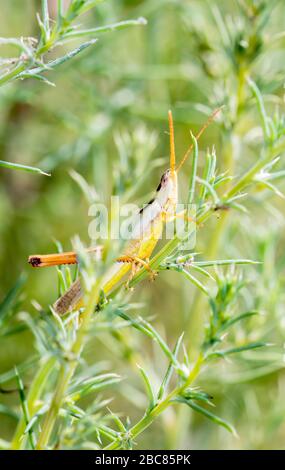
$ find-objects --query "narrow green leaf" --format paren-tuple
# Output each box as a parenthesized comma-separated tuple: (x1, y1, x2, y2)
(176, 397, 237, 436)
(214, 174, 233, 188)
(57, 0, 63, 26)
(199, 148, 216, 202)
(37, 12, 47, 44)
(196, 176, 220, 205)
(64, 403, 85, 419)
(24, 403, 49, 434)
(207, 342, 267, 359)
(139, 318, 182, 372)
(113, 308, 160, 341)
(63, 17, 147, 40)
(18, 40, 98, 80)
(22, 314, 51, 354)
(266, 170, 285, 181)
(188, 132, 198, 205)
(15, 367, 36, 449)
(195, 259, 260, 267)
(0, 273, 26, 324)
(191, 265, 214, 280)
(199, 149, 211, 201)
(108, 409, 127, 433)
(182, 389, 214, 407)
(219, 311, 259, 332)
(258, 180, 284, 198)
(157, 333, 184, 400)
(248, 78, 271, 141)
(79, 0, 107, 15)
(97, 424, 118, 440)
(19, 73, 55, 87)
(137, 365, 155, 410)
(0, 160, 50, 176)
(68, 373, 121, 401)
(69, 169, 99, 204)
(57, 267, 68, 296)
(180, 268, 210, 296)
(41, 0, 50, 36)
(159, 264, 209, 295)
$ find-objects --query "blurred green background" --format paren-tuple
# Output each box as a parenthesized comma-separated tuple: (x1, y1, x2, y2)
(1, 0, 285, 449)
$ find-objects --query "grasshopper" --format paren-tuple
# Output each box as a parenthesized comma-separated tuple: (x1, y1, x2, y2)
(29, 110, 220, 315)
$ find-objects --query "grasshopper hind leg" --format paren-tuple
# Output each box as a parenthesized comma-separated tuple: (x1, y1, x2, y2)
(53, 278, 83, 315)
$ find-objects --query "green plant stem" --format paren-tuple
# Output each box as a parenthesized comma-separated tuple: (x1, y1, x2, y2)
(236, 64, 247, 115)
(105, 354, 204, 449)
(36, 365, 74, 449)
(36, 279, 102, 449)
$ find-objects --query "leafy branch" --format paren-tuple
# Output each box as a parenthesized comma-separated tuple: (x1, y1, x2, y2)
(0, 0, 146, 87)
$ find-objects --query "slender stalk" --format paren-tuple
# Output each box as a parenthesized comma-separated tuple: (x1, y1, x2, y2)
(188, 133, 198, 205)
(36, 365, 74, 449)
(36, 280, 102, 449)
(41, 0, 50, 35)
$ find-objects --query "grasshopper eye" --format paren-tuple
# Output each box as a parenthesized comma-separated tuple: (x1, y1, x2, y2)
(157, 170, 170, 191)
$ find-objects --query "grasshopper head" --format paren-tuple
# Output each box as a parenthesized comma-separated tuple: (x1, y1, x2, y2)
(156, 169, 178, 209)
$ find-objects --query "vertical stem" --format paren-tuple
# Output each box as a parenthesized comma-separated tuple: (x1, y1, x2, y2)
(36, 365, 74, 449)
(188, 133, 198, 205)
(36, 280, 101, 449)
(57, 0, 64, 29)
(42, 0, 50, 33)
(236, 64, 247, 116)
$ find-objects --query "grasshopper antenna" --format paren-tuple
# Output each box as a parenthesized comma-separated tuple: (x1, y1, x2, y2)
(168, 110, 176, 175)
(176, 106, 223, 173)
